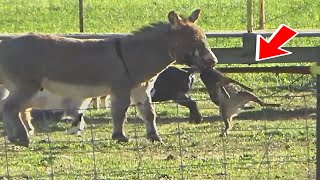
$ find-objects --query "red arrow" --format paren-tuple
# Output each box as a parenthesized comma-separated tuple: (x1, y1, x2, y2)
(256, 24, 298, 61)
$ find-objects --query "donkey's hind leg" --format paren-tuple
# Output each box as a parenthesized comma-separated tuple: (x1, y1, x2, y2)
(136, 100, 160, 142)
(110, 90, 131, 142)
(131, 86, 161, 142)
(3, 86, 39, 146)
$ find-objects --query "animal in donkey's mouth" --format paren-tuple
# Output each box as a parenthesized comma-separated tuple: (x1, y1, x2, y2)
(200, 68, 281, 136)
(0, 9, 218, 146)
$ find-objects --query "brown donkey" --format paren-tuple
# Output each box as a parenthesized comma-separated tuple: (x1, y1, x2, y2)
(200, 68, 280, 136)
(0, 9, 218, 146)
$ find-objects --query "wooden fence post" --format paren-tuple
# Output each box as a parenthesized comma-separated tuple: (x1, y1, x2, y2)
(79, 0, 84, 32)
(246, 0, 253, 33)
(259, 0, 265, 29)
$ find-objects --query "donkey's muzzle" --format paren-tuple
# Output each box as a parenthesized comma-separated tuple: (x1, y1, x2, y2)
(203, 51, 218, 67)
(206, 58, 217, 67)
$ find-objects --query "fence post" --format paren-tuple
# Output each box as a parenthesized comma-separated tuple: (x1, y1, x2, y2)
(258, 0, 265, 29)
(79, 0, 84, 32)
(246, 0, 253, 33)
(317, 63, 320, 179)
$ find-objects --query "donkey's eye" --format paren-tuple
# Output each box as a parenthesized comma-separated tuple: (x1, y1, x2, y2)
(194, 49, 200, 56)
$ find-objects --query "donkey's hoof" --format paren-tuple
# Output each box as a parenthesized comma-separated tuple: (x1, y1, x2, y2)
(190, 114, 203, 124)
(10, 129, 30, 146)
(14, 140, 30, 147)
(193, 117, 203, 124)
(8, 137, 30, 147)
(189, 119, 202, 124)
(112, 133, 129, 142)
(147, 133, 162, 142)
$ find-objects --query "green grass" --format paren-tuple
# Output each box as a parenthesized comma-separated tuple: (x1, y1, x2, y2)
(0, 114, 316, 179)
(0, 0, 319, 33)
(0, 0, 318, 179)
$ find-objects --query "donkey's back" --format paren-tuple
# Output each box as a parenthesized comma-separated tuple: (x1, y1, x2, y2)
(0, 34, 125, 93)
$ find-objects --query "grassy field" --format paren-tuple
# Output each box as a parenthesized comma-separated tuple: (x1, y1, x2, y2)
(0, 0, 319, 33)
(0, 0, 319, 179)
(0, 108, 316, 179)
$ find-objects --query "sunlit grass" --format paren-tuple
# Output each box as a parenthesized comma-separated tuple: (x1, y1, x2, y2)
(0, 0, 318, 179)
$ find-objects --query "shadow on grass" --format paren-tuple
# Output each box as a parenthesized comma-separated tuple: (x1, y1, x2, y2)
(0, 107, 316, 150)
(153, 107, 316, 125)
(4, 107, 313, 135)
(29, 108, 316, 132)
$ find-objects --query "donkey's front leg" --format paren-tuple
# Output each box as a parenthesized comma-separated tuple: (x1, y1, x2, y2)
(110, 90, 131, 142)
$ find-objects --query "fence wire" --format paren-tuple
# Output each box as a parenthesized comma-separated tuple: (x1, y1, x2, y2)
(0, 71, 316, 179)
(0, 0, 318, 179)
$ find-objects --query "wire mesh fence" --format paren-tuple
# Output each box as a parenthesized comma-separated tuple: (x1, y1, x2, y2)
(0, 0, 318, 179)
(0, 70, 316, 179)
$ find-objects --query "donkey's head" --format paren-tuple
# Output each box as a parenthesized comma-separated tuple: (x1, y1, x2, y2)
(168, 9, 218, 70)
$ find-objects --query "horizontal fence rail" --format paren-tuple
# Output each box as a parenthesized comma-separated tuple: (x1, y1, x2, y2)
(214, 47, 319, 64)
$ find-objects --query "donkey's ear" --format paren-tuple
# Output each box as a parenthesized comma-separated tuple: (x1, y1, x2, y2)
(168, 10, 182, 29)
(188, 9, 201, 23)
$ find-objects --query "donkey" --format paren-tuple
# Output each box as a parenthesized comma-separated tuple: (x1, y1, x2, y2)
(0, 9, 217, 146)
(200, 68, 280, 136)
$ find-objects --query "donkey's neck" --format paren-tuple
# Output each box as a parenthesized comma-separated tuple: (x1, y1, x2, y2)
(121, 32, 174, 85)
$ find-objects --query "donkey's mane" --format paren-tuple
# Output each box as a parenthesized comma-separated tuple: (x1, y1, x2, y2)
(128, 13, 194, 39)
(130, 21, 170, 38)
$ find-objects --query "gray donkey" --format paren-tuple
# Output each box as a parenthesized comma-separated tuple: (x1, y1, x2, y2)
(0, 9, 217, 146)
